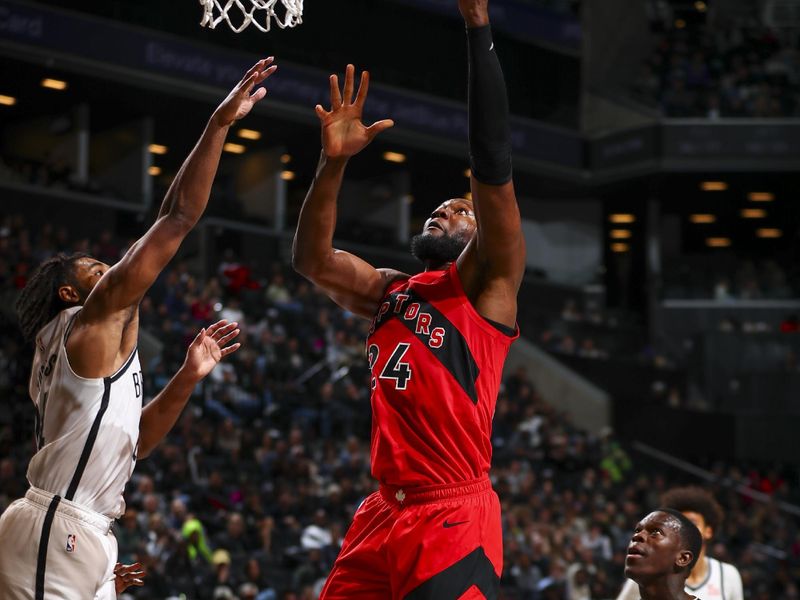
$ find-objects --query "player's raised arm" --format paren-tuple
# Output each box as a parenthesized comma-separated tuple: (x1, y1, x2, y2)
(83, 59, 276, 321)
(455, 0, 526, 330)
(292, 65, 403, 319)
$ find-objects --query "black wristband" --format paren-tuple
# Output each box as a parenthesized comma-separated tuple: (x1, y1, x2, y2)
(467, 25, 513, 185)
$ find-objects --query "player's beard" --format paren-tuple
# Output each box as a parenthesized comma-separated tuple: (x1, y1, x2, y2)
(410, 231, 469, 264)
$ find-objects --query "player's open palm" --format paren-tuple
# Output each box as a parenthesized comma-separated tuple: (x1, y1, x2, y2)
(183, 320, 241, 380)
(316, 64, 394, 158)
(214, 58, 278, 127)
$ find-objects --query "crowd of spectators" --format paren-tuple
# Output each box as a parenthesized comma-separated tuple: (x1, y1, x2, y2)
(1, 211, 799, 599)
(663, 256, 797, 300)
(633, 13, 800, 118)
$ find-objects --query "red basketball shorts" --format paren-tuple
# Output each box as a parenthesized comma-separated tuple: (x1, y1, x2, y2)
(319, 476, 502, 600)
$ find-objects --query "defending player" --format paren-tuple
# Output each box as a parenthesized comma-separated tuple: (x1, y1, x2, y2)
(617, 487, 743, 600)
(292, 0, 524, 596)
(624, 509, 704, 600)
(0, 58, 275, 599)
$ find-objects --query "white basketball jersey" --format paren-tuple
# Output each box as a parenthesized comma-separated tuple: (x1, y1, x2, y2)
(27, 307, 143, 519)
(617, 557, 744, 600)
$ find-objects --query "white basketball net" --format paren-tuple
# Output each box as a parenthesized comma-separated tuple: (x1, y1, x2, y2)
(199, 0, 304, 33)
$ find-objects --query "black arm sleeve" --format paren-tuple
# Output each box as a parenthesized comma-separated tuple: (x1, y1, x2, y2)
(467, 24, 513, 186)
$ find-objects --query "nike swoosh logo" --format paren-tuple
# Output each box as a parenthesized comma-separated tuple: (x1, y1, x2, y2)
(443, 519, 469, 528)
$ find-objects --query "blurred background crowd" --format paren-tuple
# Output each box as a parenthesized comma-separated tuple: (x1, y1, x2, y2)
(1, 214, 798, 600)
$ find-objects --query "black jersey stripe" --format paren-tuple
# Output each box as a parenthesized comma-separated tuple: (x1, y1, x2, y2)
(374, 288, 480, 404)
(64, 349, 137, 500)
(34, 495, 61, 600)
(65, 380, 111, 501)
(403, 546, 499, 600)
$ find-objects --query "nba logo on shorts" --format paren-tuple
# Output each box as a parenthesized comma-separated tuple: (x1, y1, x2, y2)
(65, 534, 76, 553)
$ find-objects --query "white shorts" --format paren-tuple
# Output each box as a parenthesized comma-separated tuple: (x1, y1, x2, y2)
(0, 487, 117, 600)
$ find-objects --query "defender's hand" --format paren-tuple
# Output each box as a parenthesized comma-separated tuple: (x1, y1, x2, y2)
(213, 57, 277, 127)
(114, 562, 145, 594)
(315, 64, 394, 159)
(182, 320, 241, 381)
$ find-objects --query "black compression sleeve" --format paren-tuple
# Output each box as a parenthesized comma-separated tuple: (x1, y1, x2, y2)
(467, 24, 513, 185)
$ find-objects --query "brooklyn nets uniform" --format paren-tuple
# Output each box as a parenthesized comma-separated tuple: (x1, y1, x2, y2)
(617, 556, 744, 600)
(0, 307, 143, 599)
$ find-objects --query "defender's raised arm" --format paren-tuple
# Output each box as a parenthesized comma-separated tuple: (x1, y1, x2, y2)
(68, 59, 275, 377)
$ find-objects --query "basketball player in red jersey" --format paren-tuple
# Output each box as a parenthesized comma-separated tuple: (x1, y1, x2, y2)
(292, 0, 524, 596)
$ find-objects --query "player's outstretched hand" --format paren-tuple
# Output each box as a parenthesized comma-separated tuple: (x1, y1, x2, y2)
(182, 320, 241, 381)
(458, 0, 489, 27)
(315, 64, 394, 159)
(114, 562, 145, 594)
(213, 57, 278, 127)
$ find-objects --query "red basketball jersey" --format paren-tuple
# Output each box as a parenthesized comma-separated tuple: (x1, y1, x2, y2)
(366, 263, 518, 487)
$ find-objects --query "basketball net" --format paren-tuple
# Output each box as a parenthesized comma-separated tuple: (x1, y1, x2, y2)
(199, 0, 303, 33)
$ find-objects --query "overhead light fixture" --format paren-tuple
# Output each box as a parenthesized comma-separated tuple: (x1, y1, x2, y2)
(148, 166, 162, 176)
(757, 228, 782, 239)
(382, 151, 406, 164)
(281, 170, 296, 181)
(690, 214, 716, 224)
(148, 144, 168, 155)
(611, 243, 629, 253)
(41, 78, 68, 91)
(701, 181, 728, 191)
(223, 143, 246, 154)
(237, 128, 261, 140)
(464, 168, 471, 178)
(610, 229, 632, 239)
(694, 1, 707, 12)
(748, 192, 774, 202)
(0, 95, 16, 106)
(706, 237, 731, 248)
(609, 214, 636, 224)
(675, 18, 687, 29)
(280, 153, 292, 164)
(740, 208, 766, 219)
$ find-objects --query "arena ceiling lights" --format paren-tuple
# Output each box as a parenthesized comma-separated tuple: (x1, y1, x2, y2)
(0, 95, 16, 106)
(610, 230, 632, 239)
(223, 143, 246, 154)
(690, 214, 716, 224)
(748, 192, 775, 202)
(700, 181, 728, 192)
(41, 78, 68, 91)
(148, 144, 168, 155)
(382, 151, 407, 164)
(608, 214, 636, 224)
(237, 128, 262, 140)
